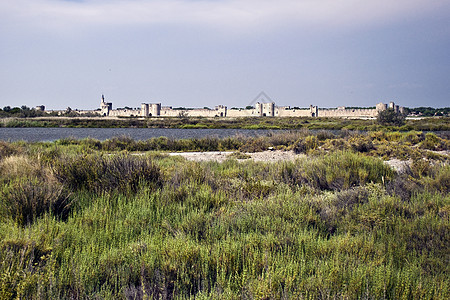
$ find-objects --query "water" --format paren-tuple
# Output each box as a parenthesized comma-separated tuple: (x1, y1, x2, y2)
(1, 127, 447, 142)
(0, 127, 282, 142)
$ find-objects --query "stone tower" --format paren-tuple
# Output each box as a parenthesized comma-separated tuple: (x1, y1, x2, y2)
(100, 95, 112, 116)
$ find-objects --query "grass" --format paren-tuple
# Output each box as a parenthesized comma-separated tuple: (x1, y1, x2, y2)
(1, 115, 449, 131)
(0, 133, 448, 299)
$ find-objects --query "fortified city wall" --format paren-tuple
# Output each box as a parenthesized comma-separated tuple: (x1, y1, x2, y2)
(94, 95, 404, 119)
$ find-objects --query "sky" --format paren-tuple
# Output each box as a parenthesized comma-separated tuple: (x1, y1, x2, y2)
(1, 0, 449, 110)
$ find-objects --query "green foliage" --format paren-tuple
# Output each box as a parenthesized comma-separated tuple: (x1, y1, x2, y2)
(228, 151, 251, 159)
(408, 106, 450, 117)
(238, 137, 269, 153)
(420, 132, 449, 151)
(1, 114, 449, 131)
(0, 139, 448, 299)
(0, 141, 21, 159)
(0, 178, 72, 226)
(377, 109, 406, 126)
(282, 151, 394, 190)
(292, 135, 318, 153)
(54, 154, 162, 193)
(0, 155, 73, 226)
(0, 105, 45, 118)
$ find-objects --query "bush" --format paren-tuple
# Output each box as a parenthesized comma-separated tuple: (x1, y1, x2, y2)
(0, 155, 50, 183)
(102, 135, 135, 151)
(292, 136, 318, 154)
(317, 187, 370, 235)
(192, 137, 219, 151)
(54, 154, 162, 194)
(420, 133, 448, 151)
(316, 130, 336, 141)
(377, 109, 405, 126)
(0, 141, 20, 160)
(348, 136, 374, 153)
(0, 178, 72, 226)
(386, 174, 421, 202)
(283, 151, 394, 190)
(401, 131, 424, 145)
(239, 138, 269, 153)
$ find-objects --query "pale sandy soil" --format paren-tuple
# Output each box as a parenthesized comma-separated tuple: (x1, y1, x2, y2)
(168, 150, 303, 163)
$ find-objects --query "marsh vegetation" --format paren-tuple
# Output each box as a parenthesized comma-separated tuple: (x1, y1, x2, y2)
(0, 130, 448, 299)
(1, 115, 449, 131)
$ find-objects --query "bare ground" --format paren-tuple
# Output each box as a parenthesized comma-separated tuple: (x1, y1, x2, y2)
(168, 150, 302, 163)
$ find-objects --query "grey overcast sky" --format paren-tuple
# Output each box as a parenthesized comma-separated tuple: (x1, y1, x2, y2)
(1, 0, 449, 110)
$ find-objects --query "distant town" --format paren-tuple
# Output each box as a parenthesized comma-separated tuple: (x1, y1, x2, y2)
(1, 96, 449, 118)
(33, 95, 404, 119)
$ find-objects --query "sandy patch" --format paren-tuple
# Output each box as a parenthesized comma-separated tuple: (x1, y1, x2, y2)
(384, 159, 412, 173)
(168, 150, 304, 162)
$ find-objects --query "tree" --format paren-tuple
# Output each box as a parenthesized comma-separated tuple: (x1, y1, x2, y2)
(377, 109, 405, 126)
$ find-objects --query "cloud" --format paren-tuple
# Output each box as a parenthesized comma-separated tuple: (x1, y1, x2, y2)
(1, 0, 449, 35)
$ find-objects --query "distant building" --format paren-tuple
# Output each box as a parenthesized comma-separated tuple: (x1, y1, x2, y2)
(97, 95, 403, 119)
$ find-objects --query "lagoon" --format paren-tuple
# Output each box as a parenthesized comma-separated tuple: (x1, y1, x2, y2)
(0, 127, 282, 142)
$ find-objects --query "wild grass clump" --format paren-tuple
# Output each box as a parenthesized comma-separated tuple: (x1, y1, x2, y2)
(0, 155, 47, 183)
(282, 151, 394, 190)
(228, 151, 251, 159)
(54, 154, 162, 194)
(292, 135, 318, 154)
(420, 132, 449, 151)
(348, 135, 375, 152)
(401, 130, 425, 145)
(0, 155, 73, 226)
(238, 137, 269, 152)
(0, 141, 21, 160)
(0, 178, 72, 226)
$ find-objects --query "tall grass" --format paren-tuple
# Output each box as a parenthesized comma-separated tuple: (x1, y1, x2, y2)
(0, 139, 448, 299)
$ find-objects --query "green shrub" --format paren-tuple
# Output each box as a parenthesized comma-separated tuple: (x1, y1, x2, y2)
(401, 131, 424, 145)
(316, 129, 336, 141)
(348, 136, 374, 153)
(420, 133, 448, 150)
(191, 137, 220, 151)
(283, 151, 393, 190)
(320, 138, 349, 152)
(424, 163, 450, 194)
(0, 238, 53, 299)
(316, 187, 370, 235)
(0, 155, 57, 188)
(386, 174, 421, 202)
(0, 178, 72, 226)
(239, 138, 269, 153)
(292, 136, 318, 154)
(228, 151, 251, 160)
(102, 135, 135, 151)
(377, 109, 405, 126)
(0, 138, 449, 299)
(54, 154, 162, 194)
(219, 136, 244, 151)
